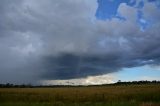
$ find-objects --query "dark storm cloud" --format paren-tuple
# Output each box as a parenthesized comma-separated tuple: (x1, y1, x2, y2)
(0, 0, 160, 83)
(41, 53, 121, 79)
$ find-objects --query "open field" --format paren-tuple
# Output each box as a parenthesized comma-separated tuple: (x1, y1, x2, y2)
(0, 84, 160, 106)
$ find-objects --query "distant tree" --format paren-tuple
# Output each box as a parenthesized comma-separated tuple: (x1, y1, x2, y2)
(117, 80, 121, 84)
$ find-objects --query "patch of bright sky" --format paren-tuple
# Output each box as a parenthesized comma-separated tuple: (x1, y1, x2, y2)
(116, 65, 160, 81)
(96, 0, 136, 20)
(96, 0, 159, 31)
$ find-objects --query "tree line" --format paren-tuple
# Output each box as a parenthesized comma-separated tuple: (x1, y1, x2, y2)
(0, 80, 160, 88)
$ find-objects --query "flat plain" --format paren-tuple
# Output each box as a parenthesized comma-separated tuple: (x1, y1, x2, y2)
(0, 84, 160, 106)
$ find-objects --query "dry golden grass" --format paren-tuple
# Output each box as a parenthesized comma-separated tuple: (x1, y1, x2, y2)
(140, 102, 160, 106)
(0, 84, 160, 106)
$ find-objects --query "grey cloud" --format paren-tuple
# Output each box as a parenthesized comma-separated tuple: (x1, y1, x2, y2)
(0, 0, 160, 83)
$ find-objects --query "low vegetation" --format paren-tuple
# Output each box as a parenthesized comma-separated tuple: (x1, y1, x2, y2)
(0, 83, 160, 106)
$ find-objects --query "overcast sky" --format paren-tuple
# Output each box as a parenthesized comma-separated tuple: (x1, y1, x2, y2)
(0, 0, 160, 85)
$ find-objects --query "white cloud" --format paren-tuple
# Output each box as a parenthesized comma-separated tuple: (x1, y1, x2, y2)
(41, 74, 115, 85)
(118, 3, 137, 22)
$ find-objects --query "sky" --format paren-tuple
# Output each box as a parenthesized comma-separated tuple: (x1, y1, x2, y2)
(0, 0, 160, 85)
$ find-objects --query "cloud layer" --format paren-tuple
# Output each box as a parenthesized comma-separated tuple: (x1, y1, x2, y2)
(0, 0, 160, 84)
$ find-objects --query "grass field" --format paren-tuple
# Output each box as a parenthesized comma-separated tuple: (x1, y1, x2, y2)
(0, 84, 160, 106)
